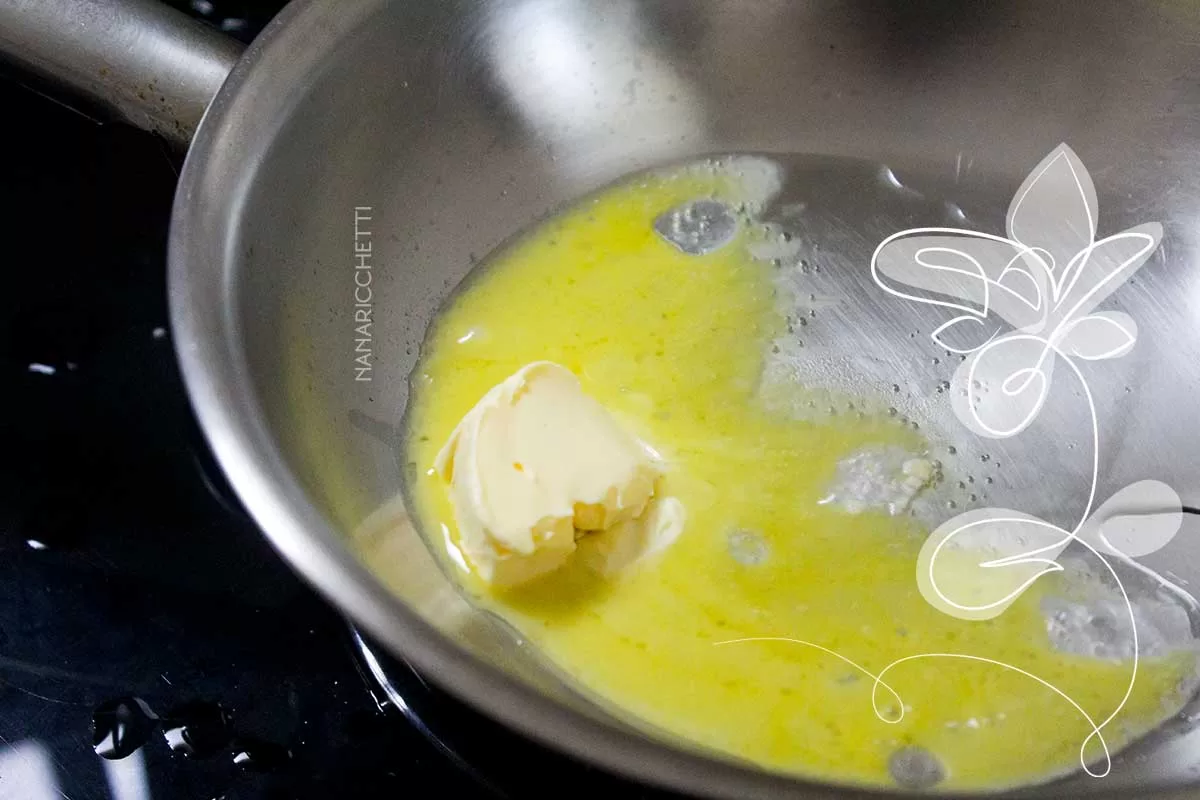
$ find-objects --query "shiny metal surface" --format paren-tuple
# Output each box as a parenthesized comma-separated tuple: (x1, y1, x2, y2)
(0, 0, 242, 144)
(13, 0, 1200, 795)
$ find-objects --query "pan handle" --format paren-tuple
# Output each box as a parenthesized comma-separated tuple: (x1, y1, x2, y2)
(0, 0, 245, 146)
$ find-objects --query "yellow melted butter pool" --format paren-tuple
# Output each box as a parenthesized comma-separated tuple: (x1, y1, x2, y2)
(405, 161, 1193, 789)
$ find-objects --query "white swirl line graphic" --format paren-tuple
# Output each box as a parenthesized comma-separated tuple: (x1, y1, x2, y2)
(719, 144, 1185, 780)
(715, 637, 1119, 776)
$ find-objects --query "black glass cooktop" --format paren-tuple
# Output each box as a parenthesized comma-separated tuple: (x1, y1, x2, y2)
(0, 2, 673, 798)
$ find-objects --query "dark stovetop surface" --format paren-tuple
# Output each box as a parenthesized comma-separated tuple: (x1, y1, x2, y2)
(0, 2, 676, 798)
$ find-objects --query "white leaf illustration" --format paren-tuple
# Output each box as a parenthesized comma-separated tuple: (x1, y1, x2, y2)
(1077, 480, 1183, 558)
(930, 314, 1003, 355)
(950, 334, 1055, 438)
(1052, 223, 1162, 319)
(872, 231, 1048, 332)
(917, 508, 1069, 621)
(1057, 311, 1137, 361)
(1007, 143, 1098, 277)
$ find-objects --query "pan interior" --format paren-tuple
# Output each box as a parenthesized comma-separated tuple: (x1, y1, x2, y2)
(185, 0, 1200, 794)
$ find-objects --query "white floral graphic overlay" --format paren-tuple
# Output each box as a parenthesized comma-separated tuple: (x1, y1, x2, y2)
(716, 146, 1183, 781)
(868, 143, 1184, 776)
(873, 143, 1158, 441)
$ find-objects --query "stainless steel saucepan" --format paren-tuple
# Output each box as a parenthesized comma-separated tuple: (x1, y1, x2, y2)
(5, 1, 1200, 796)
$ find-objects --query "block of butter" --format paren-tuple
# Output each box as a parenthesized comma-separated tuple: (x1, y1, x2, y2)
(434, 361, 666, 586)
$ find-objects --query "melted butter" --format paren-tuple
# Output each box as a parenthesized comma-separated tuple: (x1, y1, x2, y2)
(406, 161, 1193, 790)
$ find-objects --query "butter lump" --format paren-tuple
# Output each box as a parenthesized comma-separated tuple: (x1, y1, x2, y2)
(576, 496, 686, 577)
(434, 362, 664, 586)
